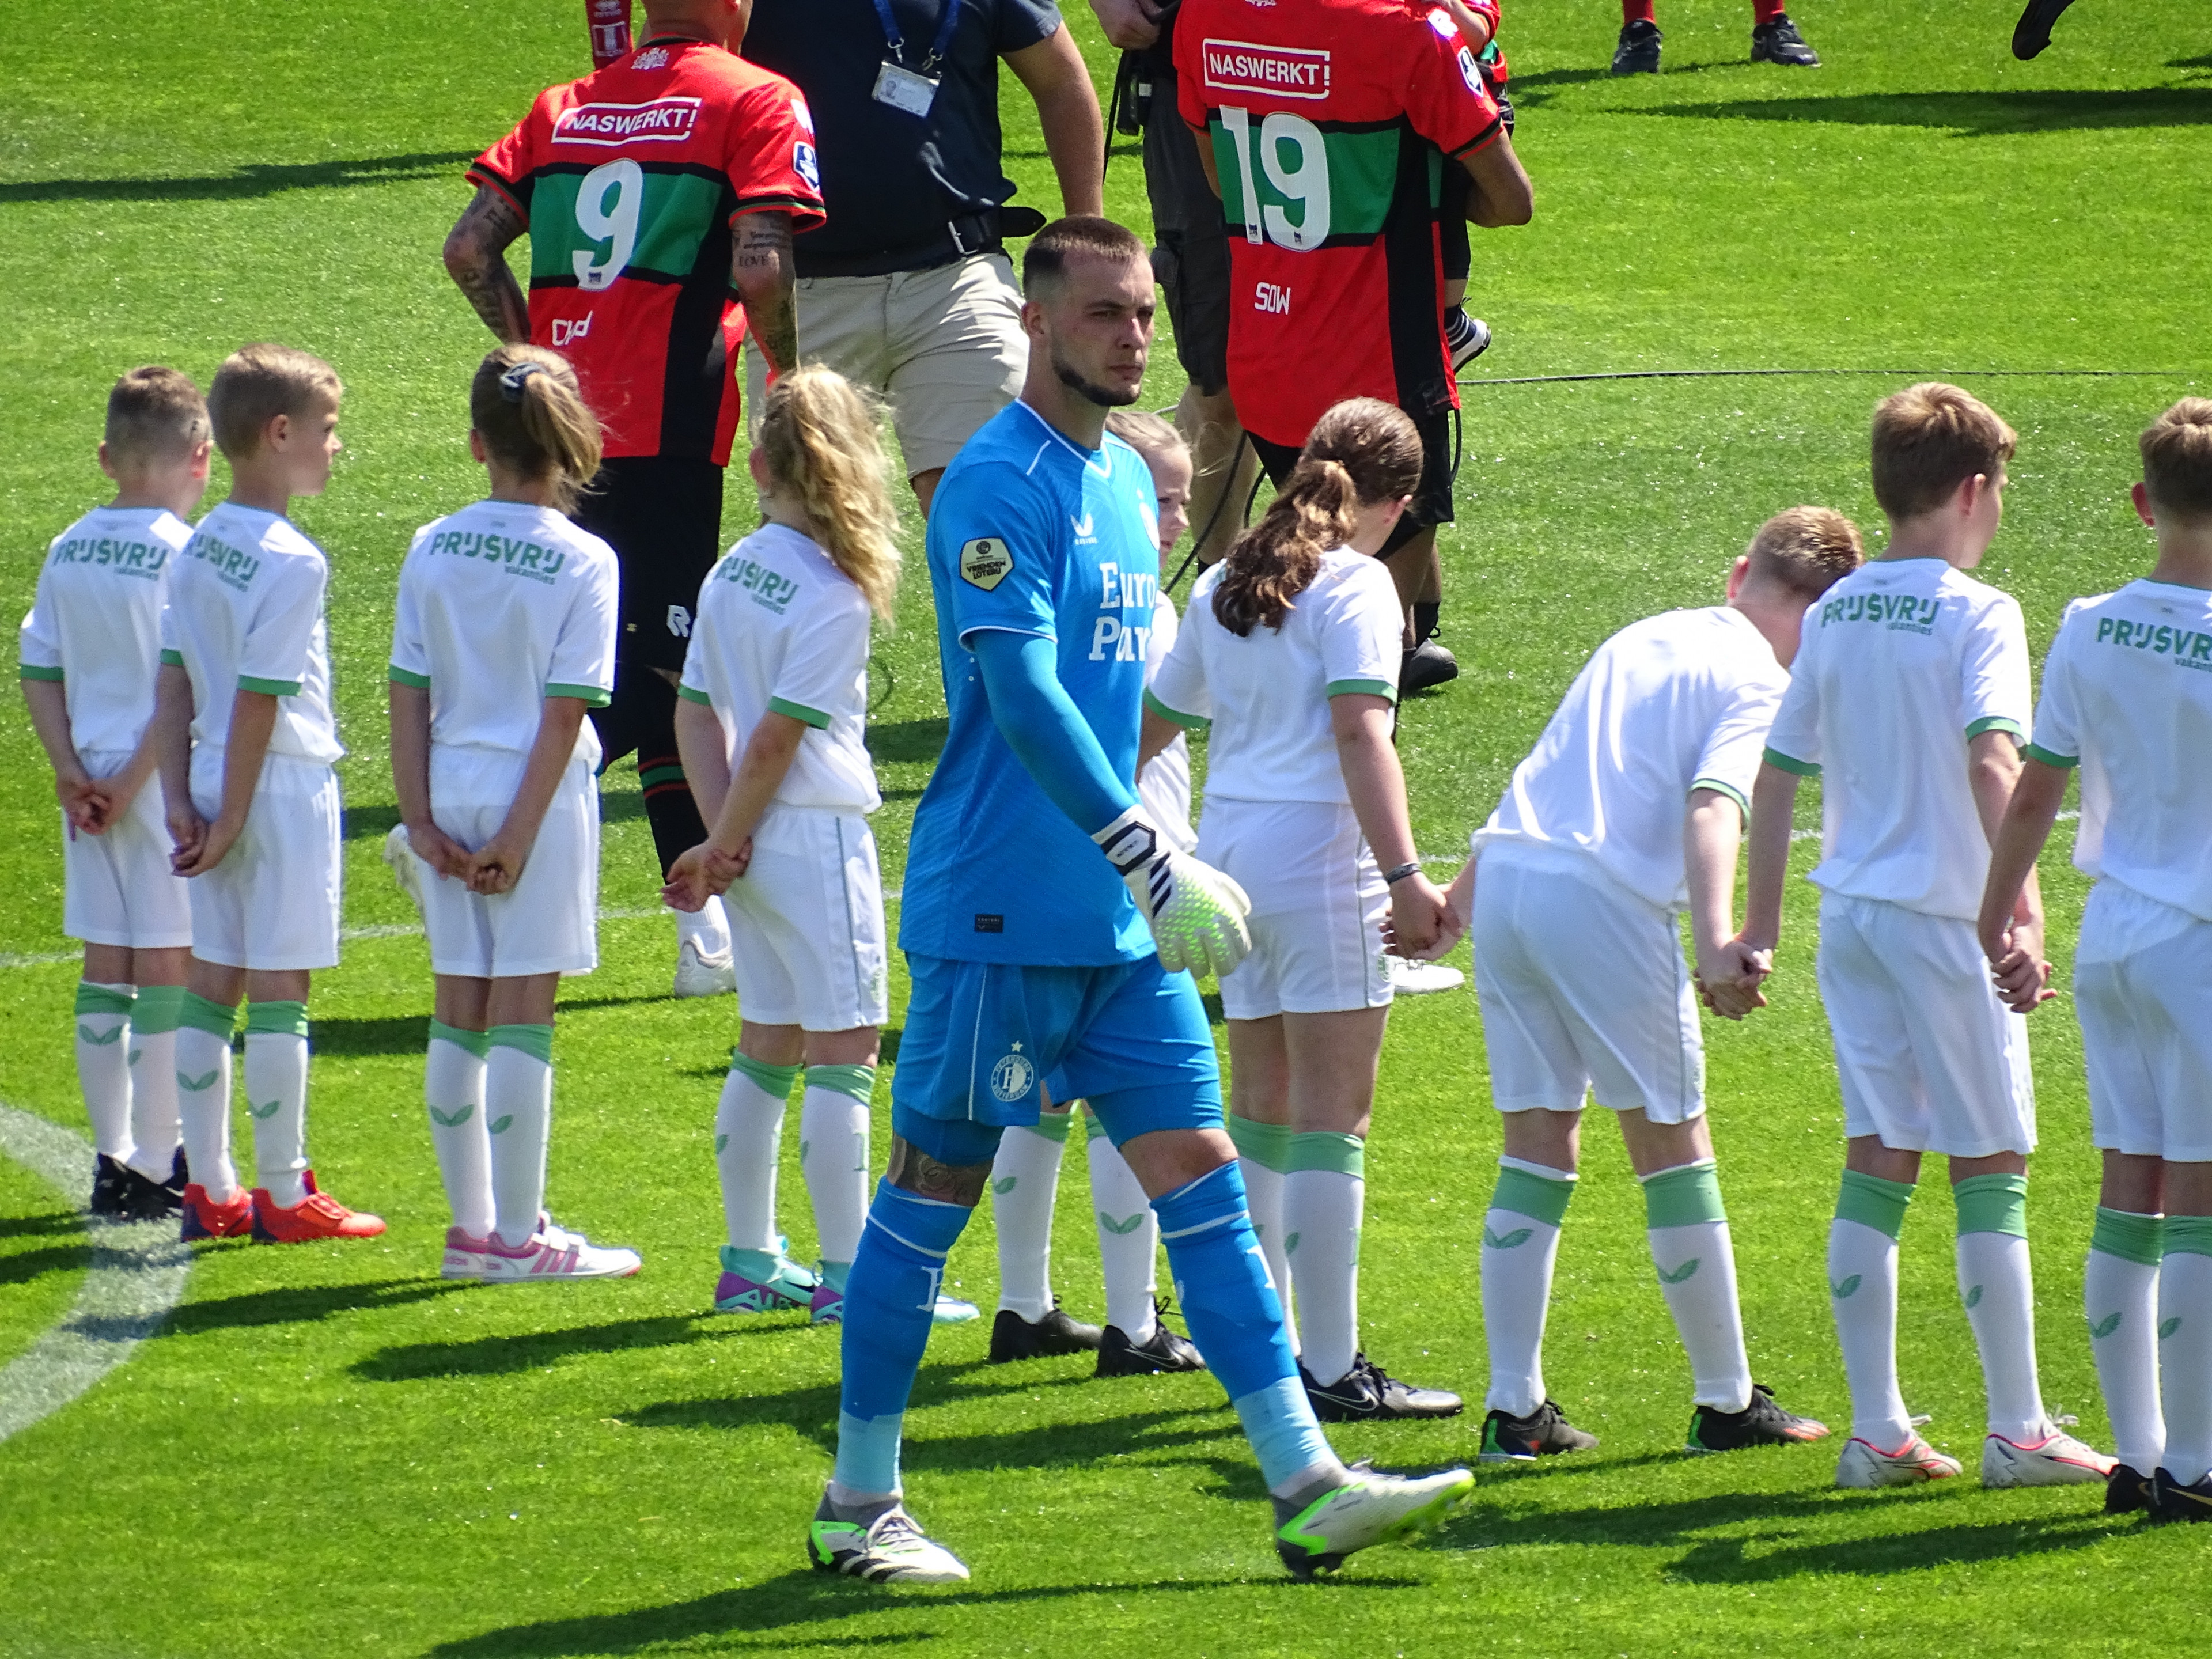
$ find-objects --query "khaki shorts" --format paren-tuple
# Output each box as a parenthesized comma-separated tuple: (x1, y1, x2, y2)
(748, 253, 1026, 479)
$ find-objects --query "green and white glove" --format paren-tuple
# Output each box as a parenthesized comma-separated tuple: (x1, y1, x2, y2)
(1093, 805, 1253, 978)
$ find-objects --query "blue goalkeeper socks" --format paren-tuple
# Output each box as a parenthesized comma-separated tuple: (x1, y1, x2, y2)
(1154, 1161, 1339, 1496)
(833, 1179, 975, 1498)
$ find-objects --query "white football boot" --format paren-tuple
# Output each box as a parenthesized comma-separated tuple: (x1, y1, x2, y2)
(1981, 1425, 2116, 1487)
(1835, 1432, 1964, 1487)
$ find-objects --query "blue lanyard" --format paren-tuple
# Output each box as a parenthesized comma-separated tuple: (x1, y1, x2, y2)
(871, 0, 960, 75)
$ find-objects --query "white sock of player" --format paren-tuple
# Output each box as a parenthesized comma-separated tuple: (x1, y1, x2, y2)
(676, 895, 730, 959)
(716, 1052, 797, 1253)
(2086, 1208, 2165, 1473)
(1086, 1111, 1158, 1342)
(124, 984, 184, 1184)
(425, 1022, 493, 1238)
(1955, 1175, 2043, 1444)
(799, 1063, 873, 1268)
(2159, 1222, 2212, 1486)
(174, 994, 238, 1199)
(487, 1025, 554, 1248)
(1482, 1158, 1575, 1417)
(1228, 1115, 1296, 1353)
(1641, 1160, 1753, 1414)
(243, 1002, 310, 1209)
(1830, 1171, 1914, 1445)
(73, 982, 136, 1161)
(991, 1115, 1069, 1323)
(1284, 1132, 1365, 1388)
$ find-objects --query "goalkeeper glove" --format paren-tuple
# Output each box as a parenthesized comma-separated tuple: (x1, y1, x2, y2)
(1093, 805, 1253, 978)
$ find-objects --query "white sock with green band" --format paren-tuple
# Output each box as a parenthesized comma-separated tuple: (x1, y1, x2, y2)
(127, 984, 185, 1183)
(1641, 1159, 1753, 1414)
(1226, 1115, 1296, 1351)
(2161, 1217, 2212, 1486)
(426, 1022, 493, 1238)
(1955, 1173, 2043, 1444)
(243, 1001, 310, 1208)
(1086, 1109, 1158, 1342)
(717, 1051, 798, 1252)
(2086, 1207, 2165, 1473)
(1482, 1156, 1577, 1417)
(73, 982, 136, 1161)
(801, 1063, 874, 1268)
(992, 1111, 1071, 1323)
(487, 1024, 554, 1247)
(1830, 1169, 1913, 1445)
(174, 993, 238, 1200)
(1284, 1131, 1365, 1388)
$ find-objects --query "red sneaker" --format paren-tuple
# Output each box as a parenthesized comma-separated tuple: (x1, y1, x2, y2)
(250, 1170, 386, 1243)
(180, 1183, 253, 1240)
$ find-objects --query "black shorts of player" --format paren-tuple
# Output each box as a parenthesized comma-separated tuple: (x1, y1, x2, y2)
(572, 454, 725, 675)
(1142, 90, 1232, 396)
(1248, 405, 1457, 559)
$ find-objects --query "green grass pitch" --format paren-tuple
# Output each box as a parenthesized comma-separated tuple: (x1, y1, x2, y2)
(2, 2, 2208, 1652)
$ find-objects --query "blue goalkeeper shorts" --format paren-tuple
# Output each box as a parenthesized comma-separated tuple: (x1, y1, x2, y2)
(891, 954, 1222, 1165)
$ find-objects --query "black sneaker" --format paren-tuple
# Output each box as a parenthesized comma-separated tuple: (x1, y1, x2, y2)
(1400, 641, 1459, 695)
(90, 1153, 134, 1217)
(1302, 1354, 1464, 1423)
(1611, 18, 1662, 73)
(2011, 0, 2077, 59)
(2105, 1461, 2155, 1514)
(1750, 14, 1820, 65)
(1444, 308, 1492, 370)
(2153, 1466, 2212, 1523)
(1095, 1306, 1206, 1377)
(165, 1143, 190, 1198)
(1478, 1399, 1599, 1462)
(1685, 1384, 1830, 1453)
(987, 1300, 1102, 1362)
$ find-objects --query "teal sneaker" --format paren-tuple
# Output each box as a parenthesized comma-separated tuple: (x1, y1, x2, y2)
(808, 1493, 971, 1584)
(713, 1239, 817, 1313)
(1271, 1464, 1474, 1580)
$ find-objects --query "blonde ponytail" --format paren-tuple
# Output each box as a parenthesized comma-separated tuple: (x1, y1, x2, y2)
(757, 366, 902, 623)
(469, 344, 603, 517)
(1212, 397, 1422, 638)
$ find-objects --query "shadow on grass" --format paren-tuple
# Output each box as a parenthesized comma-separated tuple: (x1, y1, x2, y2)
(1634, 86, 2212, 135)
(426, 1566, 1415, 1658)
(0, 1210, 86, 1240)
(311, 1014, 434, 1060)
(168, 1277, 467, 1335)
(0, 1243, 91, 1286)
(0, 151, 477, 206)
(1662, 1512, 2124, 1582)
(353, 1310, 801, 1381)
(868, 717, 949, 767)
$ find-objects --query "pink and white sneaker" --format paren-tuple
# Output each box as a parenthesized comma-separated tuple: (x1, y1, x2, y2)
(1981, 1425, 2115, 1487)
(480, 1220, 641, 1283)
(1835, 1432, 1964, 1488)
(441, 1227, 489, 1281)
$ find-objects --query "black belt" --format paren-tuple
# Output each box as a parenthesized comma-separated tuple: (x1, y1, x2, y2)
(795, 205, 1048, 279)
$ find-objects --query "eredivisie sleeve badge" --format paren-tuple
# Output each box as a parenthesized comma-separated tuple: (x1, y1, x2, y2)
(959, 537, 1013, 591)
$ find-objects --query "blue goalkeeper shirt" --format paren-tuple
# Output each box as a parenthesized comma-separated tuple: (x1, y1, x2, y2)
(901, 399, 1162, 966)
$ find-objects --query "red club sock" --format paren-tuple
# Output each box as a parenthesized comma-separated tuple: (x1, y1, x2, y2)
(1623, 0, 1657, 21)
(1752, 0, 1786, 22)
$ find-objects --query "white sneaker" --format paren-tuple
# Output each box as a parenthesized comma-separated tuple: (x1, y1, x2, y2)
(1835, 1432, 1963, 1488)
(672, 937, 737, 998)
(1389, 957, 1465, 995)
(808, 1495, 970, 1584)
(480, 1223, 642, 1282)
(1981, 1425, 2115, 1487)
(441, 1226, 488, 1281)
(382, 824, 425, 916)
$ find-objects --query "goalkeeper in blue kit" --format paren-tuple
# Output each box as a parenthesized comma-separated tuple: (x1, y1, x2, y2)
(804, 218, 1474, 1586)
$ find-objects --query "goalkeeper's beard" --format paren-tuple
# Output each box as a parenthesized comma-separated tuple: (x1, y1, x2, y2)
(1051, 347, 1141, 411)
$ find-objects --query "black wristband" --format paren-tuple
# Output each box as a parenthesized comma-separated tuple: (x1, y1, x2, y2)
(1381, 861, 1421, 885)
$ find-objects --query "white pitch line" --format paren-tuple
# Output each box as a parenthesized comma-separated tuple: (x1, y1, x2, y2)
(0, 1104, 192, 1446)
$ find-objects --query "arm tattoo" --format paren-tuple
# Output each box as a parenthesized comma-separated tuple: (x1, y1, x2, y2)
(885, 1135, 991, 1208)
(732, 211, 798, 379)
(445, 186, 532, 343)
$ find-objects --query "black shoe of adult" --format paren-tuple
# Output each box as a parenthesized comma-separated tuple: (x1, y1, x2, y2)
(90, 1153, 134, 1218)
(1611, 19, 1662, 74)
(1400, 641, 1459, 696)
(1685, 1383, 1830, 1453)
(988, 1300, 1103, 1362)
(2153, 1465, 2212, 1522)
(1478, 1399, 1600, 1462)
(165, 1143, 190, 1197)
(2011, 0, 2077, 59)
(1096, 1309, 1206, 1377)
(1303, 1354, 1465, 1423)
(1750, 14, 1820, 65)
(2105, 1461, 2156, 1514)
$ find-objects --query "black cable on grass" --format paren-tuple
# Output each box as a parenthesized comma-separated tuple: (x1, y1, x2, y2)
(1459, 367, 2192, 387)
